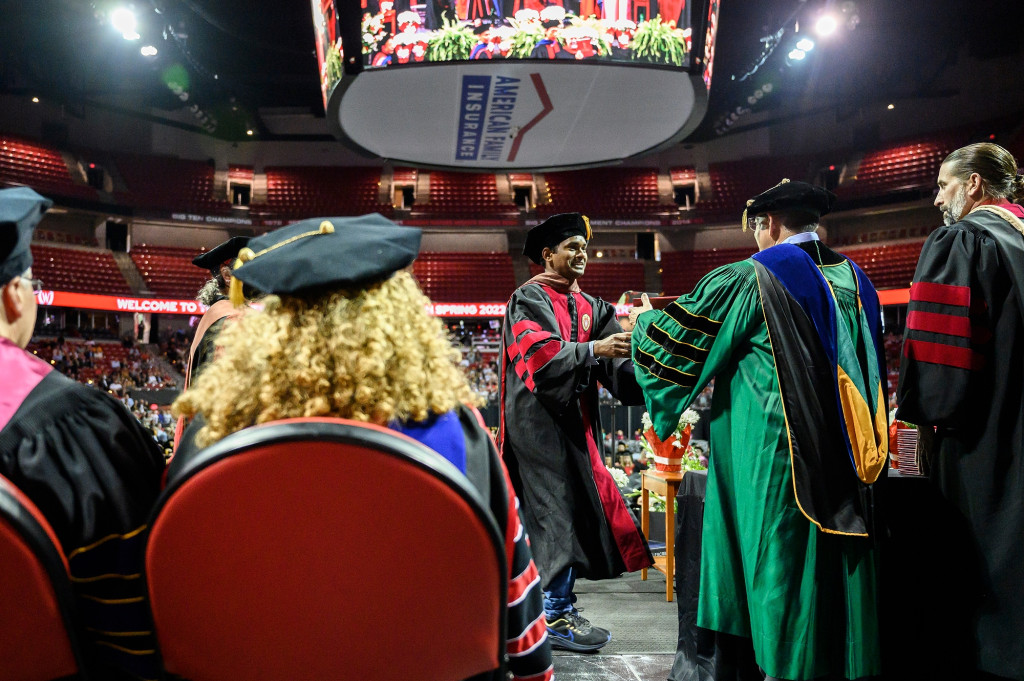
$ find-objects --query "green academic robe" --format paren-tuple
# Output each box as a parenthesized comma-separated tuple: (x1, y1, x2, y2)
(633, 241, 887, 681)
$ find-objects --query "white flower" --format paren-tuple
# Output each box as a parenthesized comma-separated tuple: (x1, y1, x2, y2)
(678, 408, 700, 427)
(641, 411, 653, 431)
(607, 466, 629, 488)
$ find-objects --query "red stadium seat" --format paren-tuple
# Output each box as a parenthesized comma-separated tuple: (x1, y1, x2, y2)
(129, 244, 207, 299)
(0, 475, 88, 681)
(145, 418, 506, 681)
(661, 247, 756, 295)
(537, 167, 665, 219)
(413, 252, 516, 302)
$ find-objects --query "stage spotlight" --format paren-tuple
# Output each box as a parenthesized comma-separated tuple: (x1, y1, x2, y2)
(141, 45, 158, 56)
(887, 103, 895, 110)
(246, 129, 254, 136)
(796, 38, 815, 52)
(31, 96, 39, 103)
(788, 48, 806, 61)
(815, 15, 838, 36)
(111, 7, 140, 40)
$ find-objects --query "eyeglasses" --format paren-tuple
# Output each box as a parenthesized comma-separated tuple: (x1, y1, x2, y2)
(21, 277, 44, 292)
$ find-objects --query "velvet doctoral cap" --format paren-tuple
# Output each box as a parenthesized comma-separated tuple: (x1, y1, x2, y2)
(192, 236, 251, 273)
(523, 212, 592, 265)
(0, 187, 52, 283)
(229, 214, 421, 303)
(742, 179, 837, 230)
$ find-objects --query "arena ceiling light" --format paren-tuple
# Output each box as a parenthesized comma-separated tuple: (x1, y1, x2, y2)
(111, 7, 140, 40)
(140, 45, 158, 57)
(795, 38, 815, 52)
(788, 48, 807, 61)
(814, 15, 838, 37)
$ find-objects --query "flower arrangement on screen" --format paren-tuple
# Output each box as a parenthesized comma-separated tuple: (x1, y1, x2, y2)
(640, 409, 706, 472)
(357, 12, 692, 67)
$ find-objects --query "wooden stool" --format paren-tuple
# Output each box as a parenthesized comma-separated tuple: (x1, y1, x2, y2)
(640, 469, 683, 602)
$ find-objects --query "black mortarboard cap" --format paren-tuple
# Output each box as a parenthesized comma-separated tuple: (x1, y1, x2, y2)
(741, 179, 836, 230)
(229, 214, 421, 303)
(522, 212, 592, 265)
(541, 19, 560, 28)
(0, 187, 52, 283)
(192, 236, 251, 273)
(473, 24, 490, 34)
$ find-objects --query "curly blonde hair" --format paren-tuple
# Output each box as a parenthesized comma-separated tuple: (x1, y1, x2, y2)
(173, 271, 478, 449)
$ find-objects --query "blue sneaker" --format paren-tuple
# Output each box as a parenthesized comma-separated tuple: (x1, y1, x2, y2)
(545, 608, 611, 652)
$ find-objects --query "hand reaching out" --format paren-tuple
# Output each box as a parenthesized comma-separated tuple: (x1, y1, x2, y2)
(627, 293, 654, 329)
(593, 332, 633, 359)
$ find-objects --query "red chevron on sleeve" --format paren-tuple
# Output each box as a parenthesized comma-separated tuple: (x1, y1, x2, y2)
(508, 561, 540, 606)
(512, 319, 544, 337)
(517, 330, 553, 355)
(910, 281, 970, 307)
(506, 343, 537, 391)
(906, 310, 971, 338)
(507, 612, 549, 657)
(526, 340, 561, 375)
(904, 338, 984, 371)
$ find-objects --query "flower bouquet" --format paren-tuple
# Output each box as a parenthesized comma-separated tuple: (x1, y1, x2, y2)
(640, 409, 704, 473)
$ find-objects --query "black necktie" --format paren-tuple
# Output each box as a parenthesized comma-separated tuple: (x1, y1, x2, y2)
(567, 293, 578, 342)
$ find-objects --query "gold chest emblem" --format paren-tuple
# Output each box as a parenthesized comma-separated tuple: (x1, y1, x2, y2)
(581, 314, 591, 332)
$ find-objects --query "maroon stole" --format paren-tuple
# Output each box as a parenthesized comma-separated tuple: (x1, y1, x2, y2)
(529, 273, 649, 572)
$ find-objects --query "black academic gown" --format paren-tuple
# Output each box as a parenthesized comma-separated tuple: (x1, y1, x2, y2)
(0, 366, 165, 680)
(897, 204, 1024, 680)
(499, 272, 651, 590)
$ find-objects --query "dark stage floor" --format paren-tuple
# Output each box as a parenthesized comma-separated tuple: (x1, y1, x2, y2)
(552, 568, 678, 681)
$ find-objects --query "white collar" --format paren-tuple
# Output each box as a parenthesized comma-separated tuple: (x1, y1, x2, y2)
(782, 231, 820, 245)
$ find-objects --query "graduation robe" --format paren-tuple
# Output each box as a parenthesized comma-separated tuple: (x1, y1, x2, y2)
(897, 203, 1024, 680)
(633, 241, 887, 681)
(0, 337, 166, 680)
(499, 273, 651, 590)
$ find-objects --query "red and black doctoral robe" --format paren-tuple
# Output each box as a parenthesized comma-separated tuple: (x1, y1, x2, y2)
(0, 337, 165, 680)
(499, 272, 651, 589)
(897, 203, 1024, 680)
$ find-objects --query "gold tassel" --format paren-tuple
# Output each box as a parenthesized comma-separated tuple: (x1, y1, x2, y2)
(228, 247, 255, 306)
(582, 214, 592, 241)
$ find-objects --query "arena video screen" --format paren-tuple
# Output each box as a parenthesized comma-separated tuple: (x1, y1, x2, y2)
(313, 1, 696, 105)
(313, 1, 717, 169)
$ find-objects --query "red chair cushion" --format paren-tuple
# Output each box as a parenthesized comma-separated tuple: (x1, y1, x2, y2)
(147, 429, 502, 681)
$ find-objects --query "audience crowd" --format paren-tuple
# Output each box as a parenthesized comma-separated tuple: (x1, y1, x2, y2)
(27, 336, 180, 449)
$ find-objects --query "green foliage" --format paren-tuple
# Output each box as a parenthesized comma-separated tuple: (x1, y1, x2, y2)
(508, 20, 545, 58)
(326, 44, 343, 85)
(427, 18, 476, 61)
(631, 17, 688, 66)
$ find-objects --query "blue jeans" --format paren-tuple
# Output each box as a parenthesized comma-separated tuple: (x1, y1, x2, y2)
(543, 566, 577, 618)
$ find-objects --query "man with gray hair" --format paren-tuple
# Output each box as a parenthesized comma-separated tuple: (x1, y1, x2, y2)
(0, 186, 164, 680)
(897, 142, 1024, 681)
